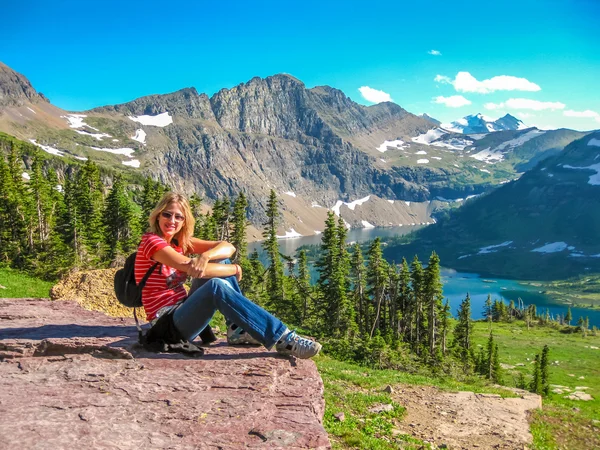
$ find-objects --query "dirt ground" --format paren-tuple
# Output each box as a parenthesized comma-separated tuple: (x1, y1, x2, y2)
(391, 384, 541, 449)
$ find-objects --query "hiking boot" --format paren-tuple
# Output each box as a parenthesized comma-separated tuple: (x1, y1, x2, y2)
(276, 330, 322, 359)
(227, 323, 261, 345)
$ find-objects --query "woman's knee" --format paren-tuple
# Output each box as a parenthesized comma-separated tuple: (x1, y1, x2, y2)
(206, 277, 234, 292)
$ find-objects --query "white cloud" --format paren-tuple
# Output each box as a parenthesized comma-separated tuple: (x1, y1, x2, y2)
(434, 75, 452, 84)
(434, 71, 541, 94)
(359, 86, 392, 103)
(433, 95, 471, 108)
(428, 50, 442, 56)
(516, 112, 534, 119)
(484, 98, 565, 111)
(564, 109, 600, 123)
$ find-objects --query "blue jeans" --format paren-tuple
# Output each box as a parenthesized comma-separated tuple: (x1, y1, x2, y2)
(173, 260, 287, 349)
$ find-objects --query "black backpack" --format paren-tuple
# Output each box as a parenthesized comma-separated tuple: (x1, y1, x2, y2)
(113, 249, 213, 356)
(114, 251, 159, 308)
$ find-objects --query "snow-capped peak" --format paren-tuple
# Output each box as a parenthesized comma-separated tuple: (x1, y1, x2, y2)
(442, 113, 526, 135)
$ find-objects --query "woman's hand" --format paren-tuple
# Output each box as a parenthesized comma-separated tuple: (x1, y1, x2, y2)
(235, 264, 243, 282)
(187, 254, 210, 278)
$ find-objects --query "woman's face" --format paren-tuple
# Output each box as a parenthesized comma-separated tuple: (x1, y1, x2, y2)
(158, 202, 186, 241)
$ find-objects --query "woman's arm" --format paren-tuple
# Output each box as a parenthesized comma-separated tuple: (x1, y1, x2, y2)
(189, 238, 237, 278)
(151, 246, 242, 280)
(190, 238, 236, 259)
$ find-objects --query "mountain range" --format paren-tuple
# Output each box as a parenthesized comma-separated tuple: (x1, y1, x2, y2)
(384, 131, 600, 279)
(441, 113, 527, 134)
(0, 62, 592, 241)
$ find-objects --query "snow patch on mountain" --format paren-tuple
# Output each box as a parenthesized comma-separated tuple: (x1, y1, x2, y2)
(495, 129, 546, 151)
(75, 129, 112, 140)
(29, 139, 65, 157)
(376, 139, 407, 153)
(412, 128, 447, 144)
(361, 220, 375, 229)
(277, 228, 303, 239)
(417, 159, 429, 164)
(128, 112, 173, 127)
(431, 137, 472, 150)
(63, 114, 90, 129)
(532, 242, 569, 253)
(478, 241, 513, 254)
(331, 195, 371, 216)
(122, 159, 140, 168)
(588, 138, 600, 147)
(284, 191, 296, 197)
(131, 129, 147, 144)
(562, 163, 600, 185)
(470, 147, 505, 163)
(89, 146, 136, 157)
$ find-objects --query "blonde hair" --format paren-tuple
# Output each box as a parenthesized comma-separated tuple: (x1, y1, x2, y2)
(148, 192, 196, 253)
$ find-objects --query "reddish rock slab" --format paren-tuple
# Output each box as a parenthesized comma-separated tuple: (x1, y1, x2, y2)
(0, 298, 330, 449)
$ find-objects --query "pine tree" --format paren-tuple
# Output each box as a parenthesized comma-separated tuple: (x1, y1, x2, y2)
(315, 211, 340, 335)
(540, 345, 550, 396)
(295, 249, 312, 326)
(398, 258, 411, 340)
(189, 193, 204, 237)
(530, 354, 542, 394)
(333, 216, 354, 337)
(424, 251, 443, 360)
(212, 197, 231, 241)
(565, 307, 572, 326)
(410, 255, 426, 354)
(483, 294, 493, 326)
(440, 299, 451, 356)
(103, 176, 139, 262)
(453, 293, 474, 366)
(231, 193, 248, 264)
(262, 190, 285, 314)
(74, 160, 105, 265)
(350, 243, 368, 337)
(492, 343, 503, 384)
(485, 331, 495, 380)
(201, 211, 217, 240)
(367, 238, 388, 338)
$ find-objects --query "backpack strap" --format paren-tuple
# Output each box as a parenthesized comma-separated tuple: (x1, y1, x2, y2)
(139, 261, 160, 289)
(134, 262, 159, 343)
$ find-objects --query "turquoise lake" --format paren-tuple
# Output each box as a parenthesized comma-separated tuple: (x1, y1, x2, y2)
(249, 226, 600, 327)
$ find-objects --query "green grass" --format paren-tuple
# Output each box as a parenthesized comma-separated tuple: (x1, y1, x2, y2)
(471, 320, 600, 449)
(316, 355, 519, 449)
(0, 267, 54, 298)
(316, 320, 600, 449)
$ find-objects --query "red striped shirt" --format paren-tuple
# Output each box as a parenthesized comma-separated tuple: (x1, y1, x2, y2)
(135, 233, 188, 321)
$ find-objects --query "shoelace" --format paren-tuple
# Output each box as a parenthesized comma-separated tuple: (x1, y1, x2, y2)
(284, 331, 317, 357)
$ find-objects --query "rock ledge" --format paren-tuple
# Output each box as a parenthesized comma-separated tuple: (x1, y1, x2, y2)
(0, 298, 330, 449)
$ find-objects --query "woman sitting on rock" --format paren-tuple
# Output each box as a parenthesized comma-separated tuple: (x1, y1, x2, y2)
(135, 192, 321, 359)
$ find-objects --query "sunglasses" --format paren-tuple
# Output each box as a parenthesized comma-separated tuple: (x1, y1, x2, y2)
(161, 211, 185, 222)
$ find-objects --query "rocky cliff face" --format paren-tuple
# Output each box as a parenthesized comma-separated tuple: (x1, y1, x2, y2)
(0, 62, 49, 107)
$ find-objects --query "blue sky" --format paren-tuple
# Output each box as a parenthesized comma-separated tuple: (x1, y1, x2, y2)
(2, 0, 599, 131)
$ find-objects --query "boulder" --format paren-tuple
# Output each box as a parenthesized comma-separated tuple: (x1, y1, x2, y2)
(0, 298, 330, 449)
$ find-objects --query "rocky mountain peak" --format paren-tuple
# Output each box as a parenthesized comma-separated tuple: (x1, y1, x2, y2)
(0, 62, 49, 107)
(91, 85, 214, 120)
(420, 113, 441, 126)
(443, 112, 527, 134)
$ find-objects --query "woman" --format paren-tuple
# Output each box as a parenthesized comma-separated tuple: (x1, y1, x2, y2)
(135, 192, 321, 359)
